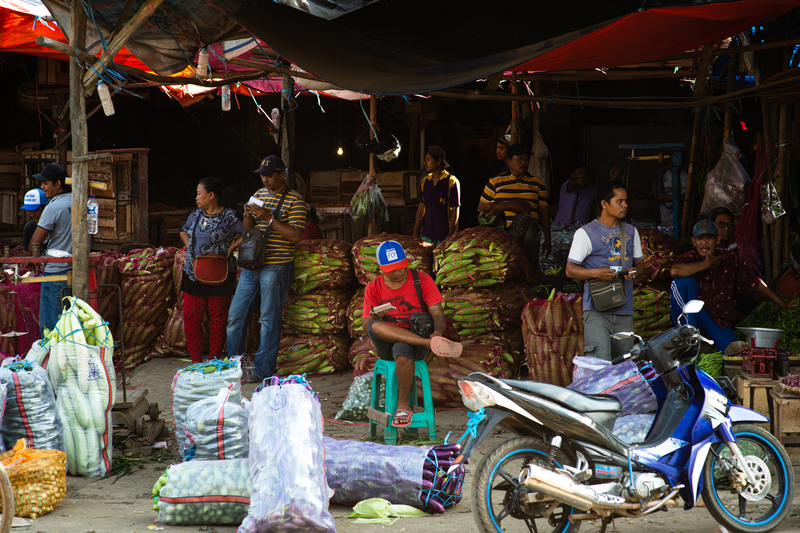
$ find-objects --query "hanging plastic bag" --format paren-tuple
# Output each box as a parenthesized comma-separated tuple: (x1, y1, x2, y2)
(239, 375, 335, 533)
(155, 458, 252, 525)
(760, 182, 786, 225)
(349, 174, 389, 224)
(571, 356, 611, 382)
(183, 385, 249, 461)
(567, 360, 657, 416)
(0, 439, 67, 518)
(334, 372, 385, 421)
(0, 361, 64, 452)
(172, 359, 242, 454)
(699, 138, 750, 215)
(24, 340, 49, 369)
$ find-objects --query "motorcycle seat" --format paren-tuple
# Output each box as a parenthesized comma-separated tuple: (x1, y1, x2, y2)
(499, 379, 623, 413)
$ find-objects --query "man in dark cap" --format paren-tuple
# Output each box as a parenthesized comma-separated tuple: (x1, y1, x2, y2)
(412, 145, 460, 246)
(226, 156, 308, 380)
(670, 220, 795, 355)
(478, 143, 551, 271)
(28, 164, 72, 335)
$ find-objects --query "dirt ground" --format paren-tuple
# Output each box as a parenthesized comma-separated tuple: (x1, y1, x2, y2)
(22, 358, 800, 533)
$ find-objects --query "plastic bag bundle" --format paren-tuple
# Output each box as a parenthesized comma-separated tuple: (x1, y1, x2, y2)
(567, 360, 657, 417)
(291, 239, 355, 294)
(349, 173, 388, 224)
(324, 438, 427, 506)
(637, 228, 686, 284)
(277, 335, 350, 376)
(282, 289, 350, 335)
(240, 375, 335, 533)
(352, 233, 434, 285)
(522, 290, 583, 386)
(428, 336, 516, 407)
(349, 336, 379, 377)
(183, 387, 249, 461)
(0, 439, 67, 518)
(335, 372, 384, 421)
(632, 288, 672, 339)
(155, 458, 252, 525)
(442, 284, 535, 337)
(24, 340, 49, 368)
(699, 138, 749, 215)
(572, 356, 611, 382)
(117, 247, 176, 370)
(346, 286, 366, 338)
(433, 227, 529, 289)
(172, 360, 242, 453)
(613, 414, 655, 444)
(53, 343, 116, 477)
(0, 361, 63, 452)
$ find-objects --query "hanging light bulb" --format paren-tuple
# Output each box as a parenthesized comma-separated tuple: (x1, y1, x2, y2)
(196, 47, 209, 78)
(337, 146, 344, 156)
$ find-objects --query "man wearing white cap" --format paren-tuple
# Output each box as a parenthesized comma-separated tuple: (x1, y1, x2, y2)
(363, 240, 462, 428)
(20, 188, 49, 254)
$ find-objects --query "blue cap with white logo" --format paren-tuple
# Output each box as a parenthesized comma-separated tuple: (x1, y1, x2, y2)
(376, 240, 409, 273)
(20, 188, 49, 211)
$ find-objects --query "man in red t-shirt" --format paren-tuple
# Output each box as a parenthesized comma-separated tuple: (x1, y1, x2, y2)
(363, 240, 462, 428)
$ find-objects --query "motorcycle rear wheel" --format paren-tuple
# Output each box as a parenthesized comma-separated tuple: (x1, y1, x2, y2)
(471, 436, 581, 533)
(701, 424, 794, 533)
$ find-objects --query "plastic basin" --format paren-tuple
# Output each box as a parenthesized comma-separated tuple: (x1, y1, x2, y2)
(736, 327, 784, 349)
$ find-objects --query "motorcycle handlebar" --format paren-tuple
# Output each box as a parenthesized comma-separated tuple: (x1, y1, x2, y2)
(611, 352, 632, 365)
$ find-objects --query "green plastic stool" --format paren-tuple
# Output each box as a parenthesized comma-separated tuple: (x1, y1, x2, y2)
(368, 358, 436, 445)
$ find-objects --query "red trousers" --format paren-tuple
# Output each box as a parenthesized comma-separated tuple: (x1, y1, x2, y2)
(183, 293, 232, 363)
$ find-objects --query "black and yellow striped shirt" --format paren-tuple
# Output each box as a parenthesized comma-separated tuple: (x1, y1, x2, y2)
(480, 173, 548, 228)
(247, 187, 307, 264)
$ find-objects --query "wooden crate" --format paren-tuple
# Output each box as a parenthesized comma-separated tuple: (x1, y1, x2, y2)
(88, 153, 132, 199)
(0, 192, 19, 226)
(770, 386, 800, 444)
(96, 198, 132, 240)
(0, 152, 24, 189)
(308, 171, 341, 203)
(734, 372, 777, 429)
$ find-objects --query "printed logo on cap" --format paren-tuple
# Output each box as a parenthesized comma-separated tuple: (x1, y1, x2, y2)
(386, 248, 399, 262)
(24, 191, 40, 204)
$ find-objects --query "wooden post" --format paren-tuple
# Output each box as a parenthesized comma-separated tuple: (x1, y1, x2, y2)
(367, 95, 379, 236)
(281, 73, 295, 189)
(510, 74, 520, 145)
(681, 45, 716, 236)
(761, 100, 774, 284)
(69, 2, 89, 300)
(723, 53, 736, 139)
(773, 104, 789, 281)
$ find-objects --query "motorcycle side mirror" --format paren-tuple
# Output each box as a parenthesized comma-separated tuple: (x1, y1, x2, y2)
(683, 300, 704, 314)
(611, 332, 635, 341)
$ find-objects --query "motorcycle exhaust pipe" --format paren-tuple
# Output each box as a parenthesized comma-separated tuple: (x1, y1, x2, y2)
(519, 464, 627, 511)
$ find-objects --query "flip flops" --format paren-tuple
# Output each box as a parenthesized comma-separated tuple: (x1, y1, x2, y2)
(391, 409, 413, 428)
(430, 336, 463, 358)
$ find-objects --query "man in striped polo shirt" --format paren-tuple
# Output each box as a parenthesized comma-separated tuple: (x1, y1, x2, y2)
(226, 156, 308, 380)
(478, 143, 551, 271)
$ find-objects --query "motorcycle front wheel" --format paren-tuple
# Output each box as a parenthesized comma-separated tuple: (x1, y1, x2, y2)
(701, 423, 795, 533)
(471, 436, 581, 533)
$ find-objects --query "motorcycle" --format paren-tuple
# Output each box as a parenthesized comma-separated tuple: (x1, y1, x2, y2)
(449, 300, 795, 533)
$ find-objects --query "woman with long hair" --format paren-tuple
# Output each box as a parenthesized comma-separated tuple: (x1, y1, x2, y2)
(179, 178, 242, 363)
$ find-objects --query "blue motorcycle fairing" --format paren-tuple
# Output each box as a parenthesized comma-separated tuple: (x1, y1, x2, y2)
(728, 404, 769, 423)
(631, 365, 732, 507)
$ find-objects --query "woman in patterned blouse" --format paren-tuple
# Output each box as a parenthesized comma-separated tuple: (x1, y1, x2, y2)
(180, 178, 243, 363)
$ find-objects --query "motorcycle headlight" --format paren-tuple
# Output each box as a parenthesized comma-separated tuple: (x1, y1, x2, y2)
(458, 380, 497, 411)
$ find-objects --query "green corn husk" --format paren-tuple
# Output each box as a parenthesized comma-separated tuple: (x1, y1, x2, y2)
(632, 287, 671, 339)
(433, 227, 530, 289)
(291, 239, 355, 294)
(346, 287, 366, 338)
(276, 335, 350, 376)
(282, 289, 352, 335)
(441, 283, 535, 336)
(351, 234, 434, 285)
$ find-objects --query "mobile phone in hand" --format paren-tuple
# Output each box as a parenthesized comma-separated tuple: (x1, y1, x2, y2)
(372, 303, 396, 314)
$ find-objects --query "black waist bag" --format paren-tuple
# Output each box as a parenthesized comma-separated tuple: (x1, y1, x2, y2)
(409, 270, 434, 337)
